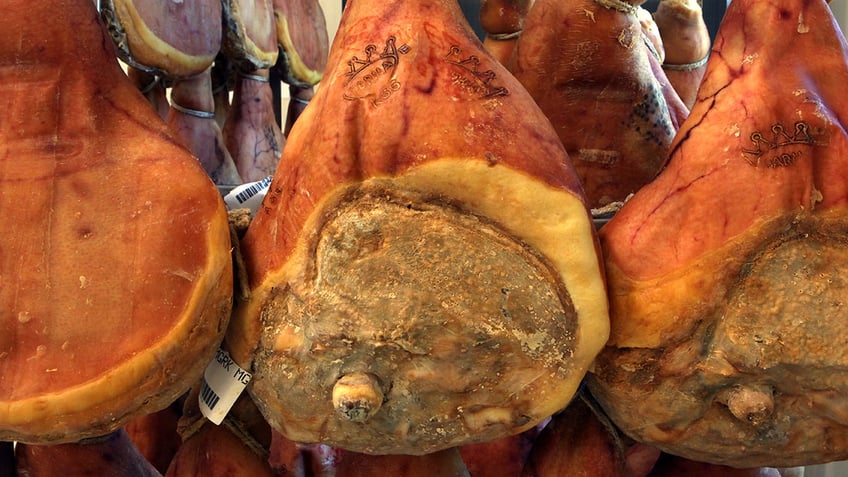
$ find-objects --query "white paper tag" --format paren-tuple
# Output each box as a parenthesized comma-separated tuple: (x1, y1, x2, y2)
(198, 348, 252, 425)
(223, 176, 272, 214)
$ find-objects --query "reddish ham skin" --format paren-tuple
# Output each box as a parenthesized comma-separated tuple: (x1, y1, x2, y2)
(124, 402, 183, 475)
(334, 448, 470, 477)
(273, 0, 330, 87)
(479, 0, 533, 65)
(653, 0, 711, 109)
(458, 425, 541, 477)
(102, 0, 221, 78)
(590, 0, 848, 468)
(284, 85, 314, 135)
(223, 69, 286, 182)
(222, 0, 279, 71)
(168, 68, 243, 185)
(15, 430, 162, 477)
(509, 0, 688, 208)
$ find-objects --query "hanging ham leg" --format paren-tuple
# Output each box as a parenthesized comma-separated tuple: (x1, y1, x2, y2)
(168, 68, 243, 185)
(284, 84, 314, 135)
(223, 69, 286, 182)
(653, 0, 711, 109)
(15, 430, 162, 477)
(99, 0, 221, 78)
(228, 0, 608, 456)
(510, 0, 687, 209)
(588, 0, 848, 467)
(479, 0, 534, 65)
(0, 0, 232, 444)
(273, 0, 330, 88)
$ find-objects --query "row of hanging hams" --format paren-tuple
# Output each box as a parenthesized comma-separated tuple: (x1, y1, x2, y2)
(3, 0, 848, 475)
(100, 0, 328, 185)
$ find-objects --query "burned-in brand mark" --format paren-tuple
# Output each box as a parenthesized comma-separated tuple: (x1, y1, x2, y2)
(741, 121, 814, 168)
(343, 36, 411, 107)
(444, 45, 509, 99)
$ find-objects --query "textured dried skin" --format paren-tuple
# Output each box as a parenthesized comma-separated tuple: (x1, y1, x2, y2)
(229, 0, 607, 456)
(15, 430, 162, 477)
(99, 0, 221, 78)
(0, 0, 233, 444)
(509, 0, 687, 208)
(589, 0, 848, 467)
(334, 448, 470, 477)
(653, 0, 711, 109)
(168, 68, 243, 186)
(222, 0, 280, 71)
(223, 69, 286, 182)
(479, 0, 533, 65)
(273, 0, 330, 87)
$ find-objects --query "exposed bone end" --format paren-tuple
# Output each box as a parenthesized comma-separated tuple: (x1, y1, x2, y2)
(332, 373, 384, 423)
(717, 385, 775, 426)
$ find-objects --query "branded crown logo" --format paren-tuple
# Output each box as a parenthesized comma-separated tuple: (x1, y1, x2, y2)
(444, 46, 508, 98)
(741, 121, 814, 158)
(347, 36, 410, 79)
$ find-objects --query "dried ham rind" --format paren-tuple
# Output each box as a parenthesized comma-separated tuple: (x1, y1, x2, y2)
(589, 0, 848, 467)
(273, 0, 330, 88)
(222, 0, 280, 72)
(0, 0, 232, 443)
(228, 0, 608, 456)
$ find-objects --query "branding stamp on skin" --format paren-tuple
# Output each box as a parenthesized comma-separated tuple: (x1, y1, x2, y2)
(343, 36, 410, 107)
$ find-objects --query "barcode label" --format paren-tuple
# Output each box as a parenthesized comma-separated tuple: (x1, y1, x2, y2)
(199, 380, 220, 411)
(223, 176, 272, 213)
(198, 348, 252, 425)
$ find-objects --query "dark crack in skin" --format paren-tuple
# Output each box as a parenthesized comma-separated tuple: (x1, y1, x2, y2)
(589, 214, 848, 468)
(249, 180, 579, 455)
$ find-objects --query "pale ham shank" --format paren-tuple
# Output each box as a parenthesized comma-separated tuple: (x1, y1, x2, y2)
(509, 0, 688, 209)
(653, 0, 711, 109)
(273, 0, 330, 88)
(228, 0, 608, 455)
(588, 0, 848, 467)
(223, 70, 286, 182)
(100, 0, 221, 78)
(0, 0, 232, 443)
(168, 68, 244, 185)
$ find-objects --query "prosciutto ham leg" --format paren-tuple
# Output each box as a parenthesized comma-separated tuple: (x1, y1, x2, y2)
(588, 0, 848, 467)
(652, 0, 711, 109)
(509, 0, 687, 208)
(168, 68, 243, 185)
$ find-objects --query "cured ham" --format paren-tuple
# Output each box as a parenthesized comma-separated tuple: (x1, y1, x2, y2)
(273, 0, 330, 88)
(479, 0, 533, 65)
(509, 0, 688, 208)
(652, 0, 711, 109)
(14, 430, 162, 477)
(227, 0, 607, 456)
(221, 0, 284, 183)
(588, 0, 848, 467)
(0, 0, 232, 444)
(168, 69, 244, 185)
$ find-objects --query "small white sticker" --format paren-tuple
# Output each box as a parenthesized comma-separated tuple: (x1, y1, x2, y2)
(223, 176, 272, 214)
(199, 348, 252, 425)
